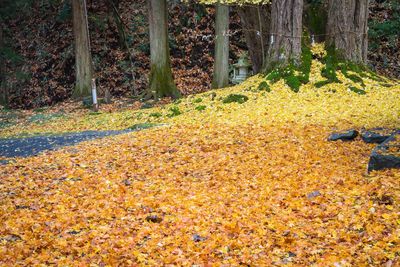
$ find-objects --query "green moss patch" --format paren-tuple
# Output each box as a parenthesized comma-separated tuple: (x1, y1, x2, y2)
(195, 105, 207, 111)
(222, 94, 249, 104)
(264, 37, 312, 92)
(349, 86, 367, 95)
(149, 112, 162, 118)
(257, 81, 271, 92)
(167, 106, 182, 117)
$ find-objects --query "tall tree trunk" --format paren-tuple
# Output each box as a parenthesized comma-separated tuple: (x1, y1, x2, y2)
(148, 0, 180, 99)
(237, 5, 270, 74)
(264, 0, 304, 72)
(326, 0, 369, 64)
(212, 4, 229, 89)
(72, 0, 93, 98)
(0, 23, 7, 107)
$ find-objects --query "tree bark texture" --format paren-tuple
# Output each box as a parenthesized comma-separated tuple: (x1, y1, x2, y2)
(264, 0, 304, 72)
(148, 0, 180, 99)
(72, 0, 93, 98)
(237, 5, 270, 73)
(212, 3, 229, 89)
(326, 0, 369, 64)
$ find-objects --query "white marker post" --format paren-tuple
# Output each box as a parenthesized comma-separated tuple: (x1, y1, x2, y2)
(91, 78, 99, 112)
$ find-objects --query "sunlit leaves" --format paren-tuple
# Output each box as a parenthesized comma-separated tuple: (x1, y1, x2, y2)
(0, 122, 399, 265)
(0, 44, 399, 265)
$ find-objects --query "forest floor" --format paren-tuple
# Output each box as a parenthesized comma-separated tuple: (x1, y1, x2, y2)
(1, 51, 400, 265)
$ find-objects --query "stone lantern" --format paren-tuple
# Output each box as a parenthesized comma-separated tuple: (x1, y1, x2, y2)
(232, 53, 252, 84)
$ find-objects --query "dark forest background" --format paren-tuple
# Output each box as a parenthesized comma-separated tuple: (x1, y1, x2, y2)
(0, 0, 399, 108)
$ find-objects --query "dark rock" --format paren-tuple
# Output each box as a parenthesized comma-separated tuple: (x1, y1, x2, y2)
(328, 130, 359, 141)
(307, 190, 321, 199)
(67, 230, 81, 235)
(192, 234, 206, 242)
(361, 128, 395, 144)
(368, 131, 400, 172)
(145, 214, 162, 223)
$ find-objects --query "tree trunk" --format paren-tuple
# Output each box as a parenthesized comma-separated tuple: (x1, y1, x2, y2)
(0, 23, 7, 107)
(72, 0, 93, 98)
(237, 5, 270, 74)
(326, 0, 369, 64)
(264, 0, 304, 72)
(148, 0, 180, 99)
(212, 4, 229, 89)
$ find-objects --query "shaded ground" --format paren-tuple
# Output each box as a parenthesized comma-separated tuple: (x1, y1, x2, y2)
(0, 130, 133, 161)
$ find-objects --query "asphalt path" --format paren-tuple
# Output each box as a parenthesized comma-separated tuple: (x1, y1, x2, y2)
(0, 130, 133, 163)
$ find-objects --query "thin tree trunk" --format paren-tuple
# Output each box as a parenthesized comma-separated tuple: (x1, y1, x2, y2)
(264, 0, 304, 72)
(326, 0, 369, 64)
(106, 0, 124, 48)
(148, 0, 180, 99)
(0, 23, 7, 107)
(72, 0, 93, 98)
(212, 3, 229, 89)
(237, 4, 270, 73)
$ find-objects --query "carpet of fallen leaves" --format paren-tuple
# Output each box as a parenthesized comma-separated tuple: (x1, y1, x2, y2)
(1, 123, 400, 265)
(1, 46, 400, 265)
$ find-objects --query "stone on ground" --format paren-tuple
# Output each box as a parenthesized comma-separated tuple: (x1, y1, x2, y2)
(368, 131, 400, 172)
(361, 128, 396, 144)
(328, 130, 359, 141)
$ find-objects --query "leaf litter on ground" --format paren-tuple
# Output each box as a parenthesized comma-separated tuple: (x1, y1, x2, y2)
(0, 45, 399, 265)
